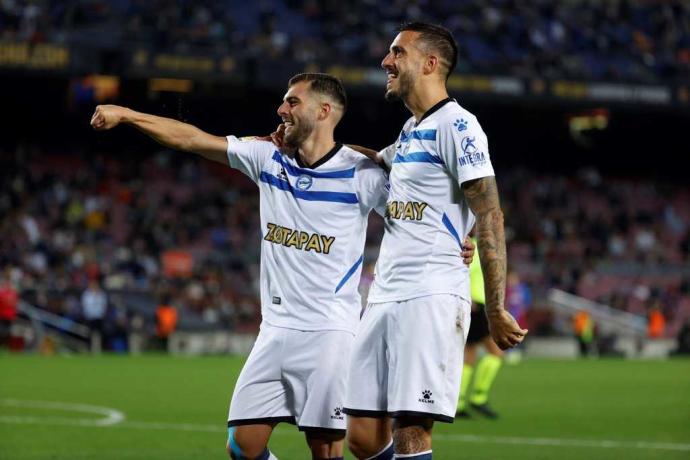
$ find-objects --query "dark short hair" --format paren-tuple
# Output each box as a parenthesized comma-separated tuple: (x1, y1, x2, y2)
(288, 73, 348, 112)
(400, 22, 458, 79)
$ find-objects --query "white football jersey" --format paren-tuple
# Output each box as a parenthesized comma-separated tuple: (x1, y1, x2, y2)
(368, 98, 495, 303)
(226, 137, 388, 333)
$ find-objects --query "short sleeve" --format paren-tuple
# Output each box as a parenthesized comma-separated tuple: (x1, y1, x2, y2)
(226, 136, 275, 183)
(356, 159, 389, 217)
(378, 143, 397, 170)
(437, 116, 495, 185)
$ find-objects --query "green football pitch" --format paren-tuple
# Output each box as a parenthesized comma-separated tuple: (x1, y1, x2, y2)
(1, 354, 688, 460)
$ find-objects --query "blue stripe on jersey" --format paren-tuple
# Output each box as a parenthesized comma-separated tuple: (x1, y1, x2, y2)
(442, 213, 462, 247)
(393, 151, 443, 165)
(272, 151, 355, 179)
(400, 129, 437, 142)
(259, 172, 359, 204)
(334, 255, 364, 293)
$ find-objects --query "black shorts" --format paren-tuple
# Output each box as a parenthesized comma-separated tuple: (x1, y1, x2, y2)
(467, 305, 490, 344)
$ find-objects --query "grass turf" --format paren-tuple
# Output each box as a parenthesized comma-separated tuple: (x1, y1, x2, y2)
(0, 354, 688, 459)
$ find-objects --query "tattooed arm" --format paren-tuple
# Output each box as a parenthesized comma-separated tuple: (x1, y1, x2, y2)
(462, 176, 527, 349)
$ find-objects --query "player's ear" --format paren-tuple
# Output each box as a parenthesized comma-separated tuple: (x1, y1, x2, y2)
(423, 54, 439, 76)
(318, 102, 332, 121)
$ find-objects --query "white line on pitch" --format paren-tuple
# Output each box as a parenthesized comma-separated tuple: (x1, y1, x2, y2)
(2, 409, 689, 452)
(1, 398, 125, 426)
(433, 433, 690, 452)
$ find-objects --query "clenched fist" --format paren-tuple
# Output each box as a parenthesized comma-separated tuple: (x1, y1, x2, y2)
(90, 105, 128, 131)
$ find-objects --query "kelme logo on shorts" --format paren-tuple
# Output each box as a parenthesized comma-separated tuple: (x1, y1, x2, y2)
(330, 406, 344, 420)
(419, 389, 434, 404)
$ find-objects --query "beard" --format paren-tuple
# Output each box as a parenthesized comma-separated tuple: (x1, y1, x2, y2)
(384, 70, 414, 102)
(283, 117, 314, 150)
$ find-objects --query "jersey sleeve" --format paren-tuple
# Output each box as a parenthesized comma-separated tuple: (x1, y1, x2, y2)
(356, 159, 389, 217)
(437, 115, 495, 185)
(378, 143, 397, 170)
(225, 135, 275, 183)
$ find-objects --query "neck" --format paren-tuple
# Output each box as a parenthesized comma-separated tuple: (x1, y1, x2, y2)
(404, 79, 450, 122)
(297, 129, 336, 167)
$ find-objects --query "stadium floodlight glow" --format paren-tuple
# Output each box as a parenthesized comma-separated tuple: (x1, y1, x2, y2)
(148, 78, 193, 93)
(567, 108, 610, 148)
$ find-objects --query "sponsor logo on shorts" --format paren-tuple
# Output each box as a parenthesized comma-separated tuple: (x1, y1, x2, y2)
(330, 406, 344, 420)
(419, 389, 434, 404)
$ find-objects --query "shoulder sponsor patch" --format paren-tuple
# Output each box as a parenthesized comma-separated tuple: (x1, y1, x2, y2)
(459, 136, 486, 167)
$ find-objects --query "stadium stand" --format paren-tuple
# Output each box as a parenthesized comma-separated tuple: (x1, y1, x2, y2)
(1, 0, 689, 82)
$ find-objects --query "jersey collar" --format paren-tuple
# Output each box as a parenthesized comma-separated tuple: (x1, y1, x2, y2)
(295, 142, 343, 169)
(415, 97, 455, 126)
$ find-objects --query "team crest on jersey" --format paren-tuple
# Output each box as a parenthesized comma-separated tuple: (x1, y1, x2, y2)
(295, 174, 313, 190)
(238, 136, 258, 142)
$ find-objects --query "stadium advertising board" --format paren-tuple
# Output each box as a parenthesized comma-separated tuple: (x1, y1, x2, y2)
(0, 42, 69, 70)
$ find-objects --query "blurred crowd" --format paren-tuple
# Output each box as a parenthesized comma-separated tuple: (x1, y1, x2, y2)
(0, 143, 264, 344)
(2, 143, 690, 345)
(1, 0, 689, 82)
(500, 167, 690, 338)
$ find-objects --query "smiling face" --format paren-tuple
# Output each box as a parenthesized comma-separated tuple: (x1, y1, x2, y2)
(276, 81, 318, 149)
(381, 30, 425, 102)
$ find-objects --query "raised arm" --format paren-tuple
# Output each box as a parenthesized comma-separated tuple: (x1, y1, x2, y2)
(462, 176, 527, 349)
(90, 105, 229, 165)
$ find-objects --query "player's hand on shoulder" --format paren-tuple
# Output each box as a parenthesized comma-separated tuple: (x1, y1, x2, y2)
(347, 144, 384, 166)
(269, 123, 286, 148)
(461, 236, 475, 266)
(90, 104, 127, 131)
(266, 123, 296, 157)
(487, 309, 528, 350)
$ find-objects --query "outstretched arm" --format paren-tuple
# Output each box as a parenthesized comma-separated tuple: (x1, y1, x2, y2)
(462, 176, 527, 349)
(90, 105, 229, 165)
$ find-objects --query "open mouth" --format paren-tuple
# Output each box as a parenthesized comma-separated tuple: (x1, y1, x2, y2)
(386, 71, 398, 88)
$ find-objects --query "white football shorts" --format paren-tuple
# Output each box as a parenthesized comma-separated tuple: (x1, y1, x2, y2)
(343, 294, 471, 422)
(227, 323, 354, 433)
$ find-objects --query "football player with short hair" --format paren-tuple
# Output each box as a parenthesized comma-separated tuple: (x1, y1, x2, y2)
(343, 23, 527, 460)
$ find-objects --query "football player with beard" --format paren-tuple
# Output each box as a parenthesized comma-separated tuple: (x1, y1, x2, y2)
(91, 73, 476, 460)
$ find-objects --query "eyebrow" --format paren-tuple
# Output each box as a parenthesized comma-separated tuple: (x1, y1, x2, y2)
(390, 45, 405, 55)
(284, 96, 301, 103)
